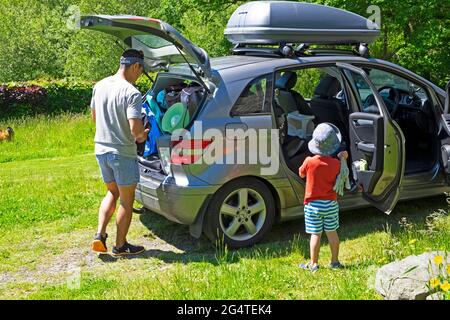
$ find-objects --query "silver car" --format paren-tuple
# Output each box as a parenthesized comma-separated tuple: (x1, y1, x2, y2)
(81, 1, 450, 248)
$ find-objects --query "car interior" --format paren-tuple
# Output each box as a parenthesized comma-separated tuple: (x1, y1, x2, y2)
(274, 66, 439, 182)
(273, 67, 353, 177)
(361, 68, 439, 174)
(137, 75, 207, 176)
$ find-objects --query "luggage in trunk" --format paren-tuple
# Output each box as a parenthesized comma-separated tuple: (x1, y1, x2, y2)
(137, 75, 207, 175)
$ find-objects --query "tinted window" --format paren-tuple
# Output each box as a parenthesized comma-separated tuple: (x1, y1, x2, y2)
(231, 75, 269, 116)
(133, 34, 172, 48)
(291, 68, 342, 100)
(365, 68, 431, 105)
(346, 70, 381, 115)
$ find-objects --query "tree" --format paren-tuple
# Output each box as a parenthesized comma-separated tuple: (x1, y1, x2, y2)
(0, 0, 447, 87)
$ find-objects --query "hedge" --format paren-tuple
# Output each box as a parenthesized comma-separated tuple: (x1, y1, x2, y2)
(0, 77, 154, 120)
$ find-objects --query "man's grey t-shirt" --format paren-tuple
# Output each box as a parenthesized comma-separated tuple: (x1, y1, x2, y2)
(90, 76, 142, 158)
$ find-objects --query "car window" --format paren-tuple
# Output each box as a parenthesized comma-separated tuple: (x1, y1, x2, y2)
(230, 75, 270, 116)
(274, 67, 347, 101)
(133, 34, 173, 49)
(290, 68, 323, 99)
(365, 68, 430, 106)
(274, 67, 344, 101)
(346, 70, 381, 115)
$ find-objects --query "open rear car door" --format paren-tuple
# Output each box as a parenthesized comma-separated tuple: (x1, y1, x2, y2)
(79, 15, 212, 81)
(337, 63, 406, 214)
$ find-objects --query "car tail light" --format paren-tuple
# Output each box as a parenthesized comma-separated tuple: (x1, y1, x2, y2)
(170, 139, 213, 165)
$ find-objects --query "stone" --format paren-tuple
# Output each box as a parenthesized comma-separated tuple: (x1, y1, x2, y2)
(375, 251, 449, 300)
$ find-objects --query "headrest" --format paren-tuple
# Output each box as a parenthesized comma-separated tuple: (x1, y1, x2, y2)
(314, 76, 341, 98)
(275, 71, 297, 90)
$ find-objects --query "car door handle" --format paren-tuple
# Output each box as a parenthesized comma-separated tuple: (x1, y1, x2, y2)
(357, 141, 375, 153)
(353, 119, 373, 127)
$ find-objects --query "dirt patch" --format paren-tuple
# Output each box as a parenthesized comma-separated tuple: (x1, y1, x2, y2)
(0, 230, 191, 293)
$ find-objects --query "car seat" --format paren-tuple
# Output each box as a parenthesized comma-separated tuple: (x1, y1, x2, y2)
(274, 71, 313, 116)
(309, 75, 350, 146)
(415, 99, 436, 134)
(274, 72, 313, 158)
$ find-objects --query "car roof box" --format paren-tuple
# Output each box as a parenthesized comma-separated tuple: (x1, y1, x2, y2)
(225, 1, 380, 45)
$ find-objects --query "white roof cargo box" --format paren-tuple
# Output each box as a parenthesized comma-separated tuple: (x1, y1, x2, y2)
(225, 1, 380, 45)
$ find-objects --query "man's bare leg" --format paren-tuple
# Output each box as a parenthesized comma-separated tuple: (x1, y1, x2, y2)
(115, 184, 137, 248)
(97, 182, 119, 236)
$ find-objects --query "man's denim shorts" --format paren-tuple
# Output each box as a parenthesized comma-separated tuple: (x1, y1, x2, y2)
(96, 153, 140, 186)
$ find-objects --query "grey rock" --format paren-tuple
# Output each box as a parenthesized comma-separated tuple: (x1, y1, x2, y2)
(375, 251, 448, 300)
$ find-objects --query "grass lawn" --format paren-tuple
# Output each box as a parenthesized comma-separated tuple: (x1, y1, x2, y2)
(0, 113, 449, 299)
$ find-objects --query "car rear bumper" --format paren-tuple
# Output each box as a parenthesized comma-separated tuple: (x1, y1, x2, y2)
(135, 173, 218, 225)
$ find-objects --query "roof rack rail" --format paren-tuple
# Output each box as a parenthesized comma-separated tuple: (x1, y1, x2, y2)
(231, 43, 370, 58)
(297, 43, 370, 58)
(231, 44, 284, 57)
(305, 49, 358, 55)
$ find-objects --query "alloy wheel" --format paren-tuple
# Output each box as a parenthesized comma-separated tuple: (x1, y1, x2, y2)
(219, 188, 267, 241)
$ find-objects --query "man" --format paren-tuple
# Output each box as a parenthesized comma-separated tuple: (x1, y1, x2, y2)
(90, 49, 149, 257)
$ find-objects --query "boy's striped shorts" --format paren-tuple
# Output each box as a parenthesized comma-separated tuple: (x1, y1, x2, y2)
(304, 200, 339, 234)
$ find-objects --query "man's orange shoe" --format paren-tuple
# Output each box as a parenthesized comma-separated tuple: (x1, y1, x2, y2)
(91, 233, 108, 253)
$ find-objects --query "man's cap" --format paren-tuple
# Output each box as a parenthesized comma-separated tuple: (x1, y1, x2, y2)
(120, 56, 144, 66)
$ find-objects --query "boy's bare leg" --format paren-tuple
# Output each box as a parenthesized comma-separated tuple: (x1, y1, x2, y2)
(97, 182, 119, 236)
(310, 233, 322, 265)
(325, 230, 340, 264)
(115, 184, 137, 248)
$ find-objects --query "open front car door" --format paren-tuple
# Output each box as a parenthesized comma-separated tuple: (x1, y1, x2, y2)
(337, 63, 405, 214)
(439, 81, 450, 184)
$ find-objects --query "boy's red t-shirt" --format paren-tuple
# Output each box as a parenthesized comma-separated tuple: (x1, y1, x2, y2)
(299, 155, 341, 204)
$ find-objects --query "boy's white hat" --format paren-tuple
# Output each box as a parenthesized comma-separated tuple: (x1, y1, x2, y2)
(308, 123, 342, 156)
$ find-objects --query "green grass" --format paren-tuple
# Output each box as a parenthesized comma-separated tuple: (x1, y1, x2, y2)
(0, 112, 94, 163)
(0, 154, 102, 230)
(0, 113, 449, 300)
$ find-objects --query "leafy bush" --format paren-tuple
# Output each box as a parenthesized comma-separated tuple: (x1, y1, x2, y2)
(0, 85, 48, 116)
(0, 76, 157, 120)
(0, 80, 93, 119)
(135, 76, 155, 94)
(40, 80, 94, 114)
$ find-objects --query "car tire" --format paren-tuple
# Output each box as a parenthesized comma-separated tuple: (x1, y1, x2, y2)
(204, 177, 275, 249)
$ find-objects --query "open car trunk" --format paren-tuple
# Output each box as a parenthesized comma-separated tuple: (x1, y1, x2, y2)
(79, 15, 211, 179)
(137, 72, 207, 178)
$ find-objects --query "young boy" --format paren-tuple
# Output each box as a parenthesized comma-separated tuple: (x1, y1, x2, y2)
(298, 123, 348, 272)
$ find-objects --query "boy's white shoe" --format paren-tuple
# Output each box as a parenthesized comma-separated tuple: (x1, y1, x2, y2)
(299, 262, 320, 272)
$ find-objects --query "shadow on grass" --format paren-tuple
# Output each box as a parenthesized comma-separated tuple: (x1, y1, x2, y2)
(127, 195, 449, 266)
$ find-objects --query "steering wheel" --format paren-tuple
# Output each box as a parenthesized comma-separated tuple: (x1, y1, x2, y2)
(377, 86, 401, 118)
